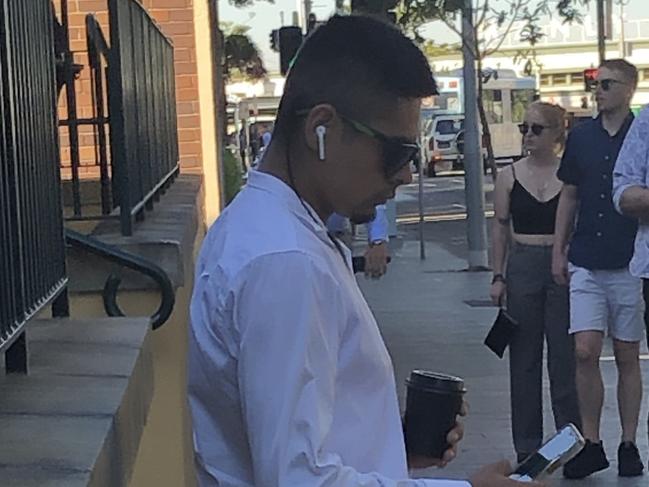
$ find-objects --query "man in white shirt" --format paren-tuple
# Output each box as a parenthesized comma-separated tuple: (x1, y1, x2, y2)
(189, 14, 537, 487)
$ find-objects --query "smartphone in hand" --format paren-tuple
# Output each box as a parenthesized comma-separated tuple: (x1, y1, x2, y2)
(510, 424, 585, 482)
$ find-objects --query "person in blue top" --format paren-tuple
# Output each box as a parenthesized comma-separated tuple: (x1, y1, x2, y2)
(552, 59, 644, 479)
(614, 105, 649, 344)
(326, 204, 390, 279)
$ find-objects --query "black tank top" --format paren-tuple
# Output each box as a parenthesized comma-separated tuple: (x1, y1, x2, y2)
(509, 165, 560, 235)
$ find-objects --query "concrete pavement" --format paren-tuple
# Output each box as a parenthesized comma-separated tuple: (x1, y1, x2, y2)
(356, 232, 649, 486)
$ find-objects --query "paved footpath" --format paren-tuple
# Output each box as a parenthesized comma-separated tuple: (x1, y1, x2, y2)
(357, 235, 649, 486)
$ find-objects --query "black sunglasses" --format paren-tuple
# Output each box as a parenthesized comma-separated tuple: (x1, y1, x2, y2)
(297, 109, 420, 178)
(518, 123, 547, 136)
(593, 78, 627, 91)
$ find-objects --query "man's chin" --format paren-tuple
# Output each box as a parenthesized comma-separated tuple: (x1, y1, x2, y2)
(349, 209, 376, 225)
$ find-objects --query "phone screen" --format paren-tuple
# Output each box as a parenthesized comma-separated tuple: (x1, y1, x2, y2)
(511, 424, 584, 481)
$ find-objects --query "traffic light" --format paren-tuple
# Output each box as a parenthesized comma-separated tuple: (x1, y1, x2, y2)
(307, 13, 317, 33)
(279, 26, 303, 76)
(350, 0, 397, 22)
(269, 29, 279, 52)
(584, 68, 598, 92)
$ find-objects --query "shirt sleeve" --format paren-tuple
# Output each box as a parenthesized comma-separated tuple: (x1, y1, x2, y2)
(367, 204, 389, 242)
(234, 252, 470, 487)
(613, 109, 649, 214)
(557, 131, 581, 186)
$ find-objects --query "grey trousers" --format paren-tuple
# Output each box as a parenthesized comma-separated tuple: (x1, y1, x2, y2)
(506, 244, 581, 456)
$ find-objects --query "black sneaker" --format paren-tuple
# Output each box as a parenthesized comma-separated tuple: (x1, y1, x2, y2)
(563, 440, 610, 479)
(618, 442, 644, 477)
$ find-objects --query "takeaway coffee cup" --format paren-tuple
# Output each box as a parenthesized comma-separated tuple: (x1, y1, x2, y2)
(404, 370, 466, 460)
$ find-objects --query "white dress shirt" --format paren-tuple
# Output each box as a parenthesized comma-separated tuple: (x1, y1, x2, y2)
(188, 170, 470, 487)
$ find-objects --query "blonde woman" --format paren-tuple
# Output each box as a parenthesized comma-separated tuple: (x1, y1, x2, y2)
(490, 102, 581, 462)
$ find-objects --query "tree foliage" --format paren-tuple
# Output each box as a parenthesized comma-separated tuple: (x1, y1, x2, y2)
(221, 23, 267, 81)
(392, 0, 590, 180)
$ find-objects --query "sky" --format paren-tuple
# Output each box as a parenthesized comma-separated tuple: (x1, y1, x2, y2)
(219, 0, 649, 73)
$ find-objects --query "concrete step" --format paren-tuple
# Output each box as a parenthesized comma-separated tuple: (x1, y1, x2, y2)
(0, 317, 152, 487)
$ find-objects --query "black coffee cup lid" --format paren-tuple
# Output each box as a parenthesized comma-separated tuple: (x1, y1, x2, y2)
(406, 370, 466, 393)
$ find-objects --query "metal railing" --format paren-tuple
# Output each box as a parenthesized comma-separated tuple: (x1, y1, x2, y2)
(109, 0, 179, 235)
(60, 0, 179, 235)
(0, 0, 67, 372)
(65, 229, 175, 330)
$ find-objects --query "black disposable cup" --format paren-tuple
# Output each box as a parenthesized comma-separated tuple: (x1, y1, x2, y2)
(404, 370, 466, 460)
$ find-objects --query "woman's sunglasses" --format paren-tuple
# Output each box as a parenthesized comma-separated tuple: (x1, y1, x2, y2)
(518, 123, 547, 136)
(297, 108, 419, 178)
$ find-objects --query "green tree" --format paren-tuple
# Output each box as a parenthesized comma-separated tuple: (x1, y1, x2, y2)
(395, 0, 590, 180)
(422, 40, 460, 57)
(221, 23, 267, 81)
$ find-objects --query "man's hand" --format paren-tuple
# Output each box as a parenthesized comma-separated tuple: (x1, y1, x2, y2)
(551, 249, 569, 286)
(469, 460, 546, 487)
(407, 401, 468, 469)
(364, 242, 389, 280)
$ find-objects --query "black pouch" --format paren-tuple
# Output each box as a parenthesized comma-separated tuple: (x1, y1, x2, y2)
(484, 308, 518, 359)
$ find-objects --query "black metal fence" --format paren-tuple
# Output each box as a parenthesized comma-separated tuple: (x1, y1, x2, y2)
(0, 0, 67, 369)
(109, 0, 179, 235)
(61, 0, 179, 236)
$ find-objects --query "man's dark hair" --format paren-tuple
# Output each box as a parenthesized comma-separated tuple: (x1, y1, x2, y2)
(600, 58, 638, 88)
(273, 15, 437, 141)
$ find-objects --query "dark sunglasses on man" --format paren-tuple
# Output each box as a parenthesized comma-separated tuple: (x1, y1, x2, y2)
(593, 78, 627, 91)
(297, 108, 420, 178)
(518, 122, 547, 136)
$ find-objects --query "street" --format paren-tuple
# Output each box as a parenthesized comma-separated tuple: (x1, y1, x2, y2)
(395, 174, 494, 263)
(396, 173, 494, 222)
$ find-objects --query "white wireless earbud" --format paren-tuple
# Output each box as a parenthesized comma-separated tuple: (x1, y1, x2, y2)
(315, 125, 326, 161)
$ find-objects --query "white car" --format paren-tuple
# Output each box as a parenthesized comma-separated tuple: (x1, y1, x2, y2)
(422, 114, 464, 176)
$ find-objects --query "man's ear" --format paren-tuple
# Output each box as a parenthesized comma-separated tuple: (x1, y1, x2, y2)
(303, 104, 341, 159)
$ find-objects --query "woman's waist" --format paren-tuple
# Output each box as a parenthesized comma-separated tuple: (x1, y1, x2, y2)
(511, 233, 555, 248)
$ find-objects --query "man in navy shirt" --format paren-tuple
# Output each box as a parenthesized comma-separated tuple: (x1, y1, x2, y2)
(553, 59, 644, 479)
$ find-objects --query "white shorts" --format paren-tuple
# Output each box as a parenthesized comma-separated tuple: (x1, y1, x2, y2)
(568, 264, 645, 342)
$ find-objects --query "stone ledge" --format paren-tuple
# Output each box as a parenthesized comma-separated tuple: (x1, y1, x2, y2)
(0, 317, 153, 487)
(66, 174, 203, 293)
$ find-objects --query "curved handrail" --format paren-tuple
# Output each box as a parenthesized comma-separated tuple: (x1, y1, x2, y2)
(64, 228, 175, 330)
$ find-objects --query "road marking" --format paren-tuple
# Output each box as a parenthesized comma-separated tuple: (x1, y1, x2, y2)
(601, 355, 649, 362)
(397, 210, 495, 224)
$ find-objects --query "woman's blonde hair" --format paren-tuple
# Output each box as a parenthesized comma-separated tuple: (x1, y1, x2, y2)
(527, 101, 567, 151)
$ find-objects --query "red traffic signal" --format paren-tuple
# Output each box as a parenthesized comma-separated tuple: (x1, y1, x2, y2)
(584, 68, 598, 92)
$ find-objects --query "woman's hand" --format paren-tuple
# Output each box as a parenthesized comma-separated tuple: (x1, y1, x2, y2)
(490, 281, 506, 307)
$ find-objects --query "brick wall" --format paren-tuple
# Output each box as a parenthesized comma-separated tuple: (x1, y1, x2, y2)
(57, 0, 203, 179)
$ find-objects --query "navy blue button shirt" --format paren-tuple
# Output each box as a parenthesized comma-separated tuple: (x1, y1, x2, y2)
(557, 113, 637, 270)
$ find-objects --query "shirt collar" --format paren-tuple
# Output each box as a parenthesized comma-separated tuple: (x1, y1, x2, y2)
(246, 170, 353, 268)
(246, 169, 340, 242)
(595, 110, 635, 137)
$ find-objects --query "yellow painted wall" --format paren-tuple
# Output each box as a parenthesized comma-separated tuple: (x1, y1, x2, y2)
(68, 224, 206, 487)
(193, 0, 222, 225)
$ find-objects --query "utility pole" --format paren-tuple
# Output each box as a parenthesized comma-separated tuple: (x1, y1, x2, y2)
(597, 0, 606, 64)
(617, 0, 630, 58)
(462, 0, 488, 270)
